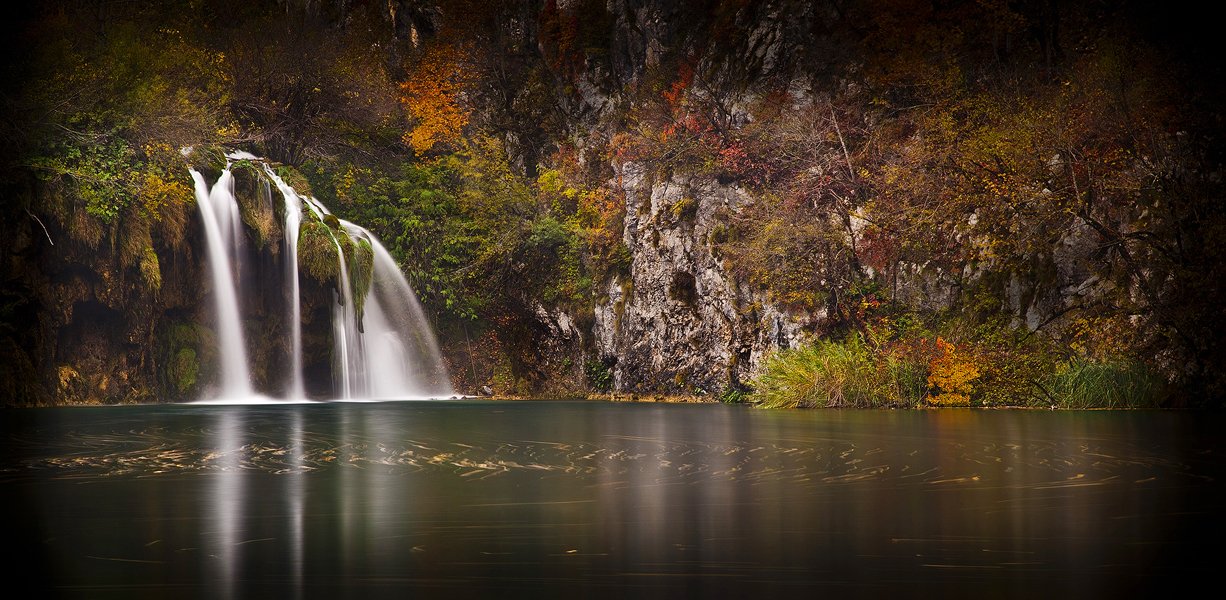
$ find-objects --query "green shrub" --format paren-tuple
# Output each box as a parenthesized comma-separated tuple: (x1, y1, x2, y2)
(528, 216, 571, 251)
(718, 387, 747, 404)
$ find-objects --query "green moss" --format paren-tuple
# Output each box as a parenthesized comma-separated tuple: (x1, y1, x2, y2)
(155, 321, 215, 400)
(670, 196, 697, 221)
(232, 166, 279, 251)
(277, 166, 313, 197)
(140, 247, 161, 291)
(350, 237, 374, 327)
(298, 220, 340, 282)
(168, 348, 198, 393)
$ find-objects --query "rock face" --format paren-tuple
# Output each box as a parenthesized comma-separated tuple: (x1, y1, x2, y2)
(588, 166, 814, 395)
(500, 163, 820, 398)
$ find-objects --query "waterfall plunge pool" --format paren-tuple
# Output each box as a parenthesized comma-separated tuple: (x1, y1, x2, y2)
(2, 402, 1221, 598)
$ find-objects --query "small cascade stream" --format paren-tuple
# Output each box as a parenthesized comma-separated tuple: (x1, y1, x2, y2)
(190, 154, 452, 401)
(265, 165, 305, 400)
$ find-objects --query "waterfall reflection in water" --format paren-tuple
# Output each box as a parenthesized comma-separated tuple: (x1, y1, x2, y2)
(2, 402, 1221, 598)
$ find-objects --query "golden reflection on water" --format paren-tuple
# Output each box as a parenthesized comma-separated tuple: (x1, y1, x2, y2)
(2, 403, 1221, 596)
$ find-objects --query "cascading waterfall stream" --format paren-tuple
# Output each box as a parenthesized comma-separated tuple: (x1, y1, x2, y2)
(209, 170, 244, 282)
(292, 194, 361, 399)
(190, 169, 253, 399)
(188, 155, 451, 402)
(333, 244, 357, 398)
(356, 225, 451, 397)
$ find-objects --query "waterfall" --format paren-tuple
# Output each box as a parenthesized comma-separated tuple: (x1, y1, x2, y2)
(332, 241, 357, 398)
(190, 169, 253, 399)
(264, 165, 305, 400)
(235, 161, 454, 400)
(357, 225, 452, 397)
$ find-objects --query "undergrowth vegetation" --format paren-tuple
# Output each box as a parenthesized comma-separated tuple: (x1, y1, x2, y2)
(753, 333, 927, 409)
(750, 307, 1167, 409)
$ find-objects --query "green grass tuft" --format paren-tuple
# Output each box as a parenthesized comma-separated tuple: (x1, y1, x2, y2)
(350, 236, 374, 326)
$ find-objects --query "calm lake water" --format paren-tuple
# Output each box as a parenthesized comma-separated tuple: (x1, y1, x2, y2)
(2, 402, 1222, 598)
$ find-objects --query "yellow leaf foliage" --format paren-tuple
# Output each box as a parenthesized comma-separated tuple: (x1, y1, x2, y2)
(927, 338, 980, 406)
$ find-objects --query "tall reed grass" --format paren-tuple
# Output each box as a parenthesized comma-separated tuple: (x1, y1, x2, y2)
(1039, 359, 1163, 408)
(752, 334, 928, 408)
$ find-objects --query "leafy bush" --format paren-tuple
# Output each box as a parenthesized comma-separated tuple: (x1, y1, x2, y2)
(528, 216, 571, 251)
(718, 387, 747, 404)
(926, 338, 980, 406)
(585, 360, 612, 391)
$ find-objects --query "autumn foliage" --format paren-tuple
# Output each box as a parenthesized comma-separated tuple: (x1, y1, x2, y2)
(926, 338, 980, 406)
(400, 41, 472, 155)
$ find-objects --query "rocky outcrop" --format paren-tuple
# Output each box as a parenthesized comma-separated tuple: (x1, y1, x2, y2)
(588, 165, 815, 395)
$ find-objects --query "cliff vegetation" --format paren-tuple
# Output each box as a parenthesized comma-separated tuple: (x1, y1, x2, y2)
(1, 0, 1221, 406)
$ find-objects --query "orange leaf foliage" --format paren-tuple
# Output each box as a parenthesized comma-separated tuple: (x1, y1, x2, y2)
(400, 42, 471, 155)
(927, 338, 980, 406)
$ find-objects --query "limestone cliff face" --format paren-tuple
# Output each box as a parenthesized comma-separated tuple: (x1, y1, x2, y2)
(519, 164, 1104, 397)
(590, 166, 813, 394)
(506, 0, 1103, 396)
(513, 164, 817, 397)
(517, 170, 875, 399)
(500, 1, 830, 395)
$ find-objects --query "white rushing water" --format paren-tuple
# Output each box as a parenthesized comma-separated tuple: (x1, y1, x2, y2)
(191, 155, 452, 401)
(263, 164, 306, 400)
(359, 225, 451, 397)
(190, 169, 253, 399)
